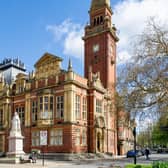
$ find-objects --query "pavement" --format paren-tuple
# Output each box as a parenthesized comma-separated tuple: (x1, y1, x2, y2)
(0, 153, 167, 168)
(0, 156, 124, 168)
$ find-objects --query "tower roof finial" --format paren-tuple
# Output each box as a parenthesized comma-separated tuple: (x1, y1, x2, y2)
(91, 0, 110, 11)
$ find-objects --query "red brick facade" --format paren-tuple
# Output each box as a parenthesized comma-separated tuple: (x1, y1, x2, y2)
(0, 0, 134, 156)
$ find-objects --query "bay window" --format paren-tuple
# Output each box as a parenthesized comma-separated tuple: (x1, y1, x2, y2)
(39, 95, 53, 120)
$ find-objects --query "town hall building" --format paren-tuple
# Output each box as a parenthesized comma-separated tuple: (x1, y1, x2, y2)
(0, 0, 134, 156)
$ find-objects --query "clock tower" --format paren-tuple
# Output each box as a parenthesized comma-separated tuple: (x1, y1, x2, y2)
(83, 0, 119, 90)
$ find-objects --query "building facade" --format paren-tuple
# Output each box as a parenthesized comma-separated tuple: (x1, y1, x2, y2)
(0, 58, 26, 85)
(0, 0, 133, 155)
(117, 111, 134, 155)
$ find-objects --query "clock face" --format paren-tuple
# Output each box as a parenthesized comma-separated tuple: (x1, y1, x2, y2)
(93, 44, 99, 53)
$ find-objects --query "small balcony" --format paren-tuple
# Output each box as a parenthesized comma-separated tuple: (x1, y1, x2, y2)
(37, 119, 53, 126)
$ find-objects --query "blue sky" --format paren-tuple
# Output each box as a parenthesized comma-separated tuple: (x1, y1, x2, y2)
(0, 0, 89, 72)
(0, 0, 167, 75)
(0, 0, 119, 74)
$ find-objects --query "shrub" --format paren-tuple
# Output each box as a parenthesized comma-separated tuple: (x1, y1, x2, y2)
(125, 164, 152, 168)
(152, 161, 168, 168)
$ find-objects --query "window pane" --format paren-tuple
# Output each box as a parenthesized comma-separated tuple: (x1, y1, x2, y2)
(40, 97, 43, 103)
(44, 96, 48, 102)
(16, 106, 25, 125)
(32, 100, 38, 122)
(50, 96, 53, 112)
(50, 129, 63, 145)
(32, 131, 40, 146)
(56, 96, 64, 119)
(0, 109, 3, 126)
(82, 97, 87, 120)
(44, 104, 48, 111)
(96, 99, 102, 113)
(50, 97, 53, 103)
(39, 95, 54, 120)
(75, 95, 81, 119)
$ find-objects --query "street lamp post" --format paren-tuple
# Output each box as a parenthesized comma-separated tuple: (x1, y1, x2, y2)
(133, 126, 136, 165)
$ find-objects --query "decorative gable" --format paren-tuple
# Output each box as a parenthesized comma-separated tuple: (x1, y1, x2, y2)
(34, 53, 63, 79)
(16, 73, 27, 80)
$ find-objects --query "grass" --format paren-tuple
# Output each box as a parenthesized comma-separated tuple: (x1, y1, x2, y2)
(125, 164, 152, 168)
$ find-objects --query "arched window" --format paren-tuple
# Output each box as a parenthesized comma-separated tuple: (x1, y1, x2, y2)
(97, 17, 100, 25)
(100, 16, 103, 24)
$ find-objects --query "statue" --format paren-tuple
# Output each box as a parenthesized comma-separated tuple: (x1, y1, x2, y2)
(10, 112, 21, 137)
(7, 112, 25, 161)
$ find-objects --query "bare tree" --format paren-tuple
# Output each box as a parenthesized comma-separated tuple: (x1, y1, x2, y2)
(117, 18, 168, 119)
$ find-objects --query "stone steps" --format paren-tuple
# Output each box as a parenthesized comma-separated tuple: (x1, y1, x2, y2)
(37, 153, 113, 161)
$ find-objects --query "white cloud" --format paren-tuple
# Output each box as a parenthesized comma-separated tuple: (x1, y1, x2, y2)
(113, 0, 168, 64)
(63, 30, 84, 58)
(46, 0, 168, 62)
(46, 19, 84, 59)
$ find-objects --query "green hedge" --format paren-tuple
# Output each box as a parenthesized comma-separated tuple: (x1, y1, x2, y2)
(152, 161, 168, 168)
(125, 164, 152, 168)
(125, 162, 168, 168)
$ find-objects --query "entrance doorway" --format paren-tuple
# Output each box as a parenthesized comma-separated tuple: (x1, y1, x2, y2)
(97, 132, 101, 152)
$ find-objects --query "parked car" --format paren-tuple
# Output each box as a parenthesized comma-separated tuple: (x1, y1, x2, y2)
(157, 147, 168, 153)
(0, 152, 6, 157)
(126, 150, 142, 158)
(157, 147, 163, 153)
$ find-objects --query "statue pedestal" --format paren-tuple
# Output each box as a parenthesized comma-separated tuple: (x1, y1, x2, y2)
(7, 136, 25, 158)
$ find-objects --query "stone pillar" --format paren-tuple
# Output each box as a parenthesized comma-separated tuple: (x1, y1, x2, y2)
(7, 112, 25, 163)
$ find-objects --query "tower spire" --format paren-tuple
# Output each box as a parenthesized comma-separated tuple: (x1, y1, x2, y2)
(83, 0, 118, 90)
(68, 58, 73, 72)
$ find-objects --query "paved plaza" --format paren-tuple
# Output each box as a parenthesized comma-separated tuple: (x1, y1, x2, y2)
(0, 154, 168, 168)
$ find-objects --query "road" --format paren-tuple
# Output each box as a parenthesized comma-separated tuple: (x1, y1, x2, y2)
(0, 153, 167, 168)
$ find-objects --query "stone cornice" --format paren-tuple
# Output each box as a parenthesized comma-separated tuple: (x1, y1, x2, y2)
(83, 27, 119, 42)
